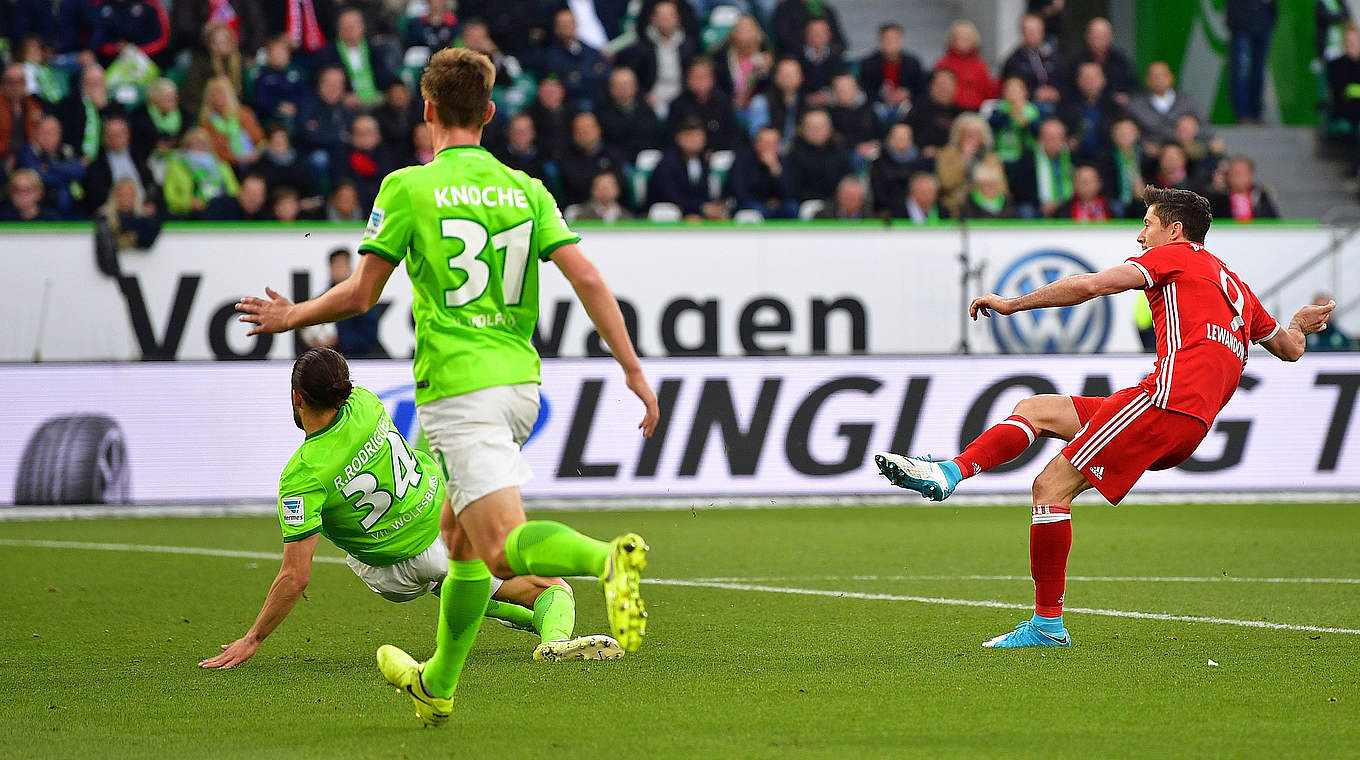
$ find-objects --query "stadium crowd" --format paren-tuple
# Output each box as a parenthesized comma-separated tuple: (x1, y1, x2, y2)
(0, 0, 1297, 226)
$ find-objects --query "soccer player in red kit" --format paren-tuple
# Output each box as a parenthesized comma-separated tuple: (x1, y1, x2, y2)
(875, 187, 1337, 648)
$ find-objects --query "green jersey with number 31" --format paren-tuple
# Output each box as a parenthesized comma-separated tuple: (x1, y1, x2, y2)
(277, 387, 443, 566)
(357, 145, 580, 405)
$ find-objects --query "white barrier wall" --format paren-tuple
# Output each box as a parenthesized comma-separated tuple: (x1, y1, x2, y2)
(3, 222, 1356, 361)
(1, 356, 1356, 505)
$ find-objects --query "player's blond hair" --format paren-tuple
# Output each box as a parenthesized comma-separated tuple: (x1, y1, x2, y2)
(420, 47, 495, 129)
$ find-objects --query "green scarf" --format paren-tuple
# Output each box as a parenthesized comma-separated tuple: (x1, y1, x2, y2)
(209, 112, 248, 158)
(993, 101, 1039, 162)
(81, 96, 101, 160)
(970, 188, 1007, 215)
(147, 105, 181, 138)
(1033, 144, 1073, 204)
(30, 64, 67, 103)
(179, 153, 229, 201)
(1114, 148, 1138, 204)
(337, 40, 379, 104)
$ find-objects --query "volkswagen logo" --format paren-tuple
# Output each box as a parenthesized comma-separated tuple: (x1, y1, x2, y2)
(989, 250, 1111, 354)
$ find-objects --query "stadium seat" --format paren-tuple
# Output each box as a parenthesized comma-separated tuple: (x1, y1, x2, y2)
(733, 208, 764, 224)
(647, 202, 684, 222)
(631, 149, 664, 208)
(708, 150, 736, 200)
(798, 199, 825, 220)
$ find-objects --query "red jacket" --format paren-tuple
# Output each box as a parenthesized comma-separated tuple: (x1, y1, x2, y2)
(935, 48, 999, 111)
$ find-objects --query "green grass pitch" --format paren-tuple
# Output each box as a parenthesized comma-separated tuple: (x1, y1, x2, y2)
(1, 502, 1357, 759)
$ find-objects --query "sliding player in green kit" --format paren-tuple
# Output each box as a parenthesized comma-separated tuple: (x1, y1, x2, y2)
(199, 348, 620, 671)
(236, 47, 659, 727)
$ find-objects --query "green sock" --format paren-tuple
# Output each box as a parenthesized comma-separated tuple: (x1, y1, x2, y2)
(422, 559, 490, 698)
(484, 598, 536, 632)
(532, 584, 576, 643)
(503, 521, 610, 578)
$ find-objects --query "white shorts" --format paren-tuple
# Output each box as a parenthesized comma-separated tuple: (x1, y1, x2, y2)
(347, 534, 505, 602)
(417, 382, 538, 515)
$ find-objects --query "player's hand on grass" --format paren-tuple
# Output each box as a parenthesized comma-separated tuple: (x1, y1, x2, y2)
(1291, 300, 1336, 335)
(236, 287, 295, 336)
(969, 294, 1012, 320)
(626, 369, 660, 438)
(199, 636, 260, 669)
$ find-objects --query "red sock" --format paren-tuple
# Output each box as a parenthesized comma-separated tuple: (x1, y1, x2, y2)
(952, 415, 1037, 479)
(1030, 504, 1072, 617)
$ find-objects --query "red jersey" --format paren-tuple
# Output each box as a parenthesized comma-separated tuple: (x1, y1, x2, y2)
(1125, 241, 1280, 426)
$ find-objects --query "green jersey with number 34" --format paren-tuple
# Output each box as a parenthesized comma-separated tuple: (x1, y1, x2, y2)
(277, 387, 443, 566)
(357, 145, 580, 405)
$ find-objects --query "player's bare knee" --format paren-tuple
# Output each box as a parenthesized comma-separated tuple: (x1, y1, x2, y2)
(483, 548, 515, 579)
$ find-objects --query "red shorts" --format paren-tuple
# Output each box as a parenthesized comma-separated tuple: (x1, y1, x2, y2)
(1062, 388, 1209, 505)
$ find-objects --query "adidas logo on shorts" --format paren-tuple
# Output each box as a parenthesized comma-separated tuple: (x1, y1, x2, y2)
(1089, 466, 1105, 481)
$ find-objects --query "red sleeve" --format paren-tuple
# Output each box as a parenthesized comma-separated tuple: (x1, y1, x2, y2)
(1240, 279, 1280, 343)
(137, 1, 171, 58)
(1125, 244, 1184, 289)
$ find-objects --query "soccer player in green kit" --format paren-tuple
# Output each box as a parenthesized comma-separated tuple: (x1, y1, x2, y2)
(236, 47, 659, 726)
(199, 348, 619, 671)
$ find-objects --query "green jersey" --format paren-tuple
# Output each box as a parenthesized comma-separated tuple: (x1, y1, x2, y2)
(277, 386, 443, 566)
(357, 144, 581, 405)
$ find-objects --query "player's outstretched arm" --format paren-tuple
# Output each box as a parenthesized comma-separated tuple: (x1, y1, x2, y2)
(199, 534, 320, 669)
(970, 263, 1147, 320)
(236, 254, 397, 336)
(1261, 299, 1335, 362)
(551, 243, 660, 437)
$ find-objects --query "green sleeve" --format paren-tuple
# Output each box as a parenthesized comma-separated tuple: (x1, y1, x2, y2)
(222, 162, 240, 198)
(529, 178, 581, 261)
(278, 469, 326, 542)
(163, 160, 193, 216)
(358, 171, 414, 265)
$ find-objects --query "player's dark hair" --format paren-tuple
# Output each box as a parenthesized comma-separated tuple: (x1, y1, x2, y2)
(1143, 186, 1213, 244)
(292, 347, 353, 409)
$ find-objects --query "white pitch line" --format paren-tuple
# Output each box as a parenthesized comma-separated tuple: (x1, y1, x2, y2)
(684, 574, 1360, 585)
(3, 539, 1357, 636)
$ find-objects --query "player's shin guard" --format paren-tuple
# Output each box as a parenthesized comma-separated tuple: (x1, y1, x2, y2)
(423, 559, 491, 698)
(1030, 505, 1072, 618)
(503, 521, 610, 578)
(952, 415, 1038, 479)
(532, 584, 576, 643)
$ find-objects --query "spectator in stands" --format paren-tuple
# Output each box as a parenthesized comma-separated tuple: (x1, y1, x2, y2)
(544, 7, 610, 109)
(527, 76, 578, 164)
(772, 0, 845, 57)
(57, 64, 119, 165)
(459, 0, 548, 60)
(406, 0, 460, 50)
(648, 118, 728, 220)
(1327, 26, 1360, 137)
(201, 172, 268, 221)
(16, 36, 70, 105)
(814, 175, 871, 219)
(904, 171, 948, 223)
(1059, 61, 1119, 162)
(88, 0, 170, 66)
(1318, 1, 1354, 62)
(828, 73, 881, 165)
(1125, 62, 1204, 146)
(560, 112, 627, 207)
(327, 181, 364, 222)
(458, 18, 532, 120)
(1306, 293, 1351, 350)
(730, 126, 798, 219)
(374, 81, 421, 167)
(629, 0, 703, 43)
(182, 21, 243, 121)
(334, 114, 392, 209)
(936, 113, 1006, 218)
(170, 0, 268, 59)
(745, 56, 807, 149)
(317, 7, 391, 107)
(870, 123, 925, 217)
(1029, 0, 1065, 43)
(787, 109, 851, 203)
(412, 123, 435, 164)
(95, 177, 161, 252)
(0, 62, 44, 168)
(17, 115, 85, 219)
(1210, 155, 1280, 220)
(1153, 141, 1193, 190)
(296, 66, 357, 184)
(1053, 163, 1120, 221)
(990, 76, 1040, 166)
(271, 186, 301, 223)
(163, 126, 238, 218)
(1001, 13, 1064, 110)
(250, 125, 320, 209)
(84, 115, 155, 213)
(1102, 117, 1146, 215)
(573, 171, 635, 222)
(250, 35, 310, 129)
(961, 162, 1017, 220)
(1174, 113, 1227, 178)
(497, 113, 550, 181)
(1012, 117, 1074, 218)
(1071, 17, 1137, 102)
(200, 76, 264, 168)
(798, 18, 843, 104)
(859, 23, 926, 123)
(666, 58, 744, 152)
(326, 248, 386, 357)
(597, 67, 664, 161)
(618, 0, 695, 117)
(0, 168, 59, 221)
(905, 68, 961, 158)
(1227, 0, 1276, 123)
(130, 78, 184, 167)
(935, 20, 998, 111)
(713, 15, 771, 110)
